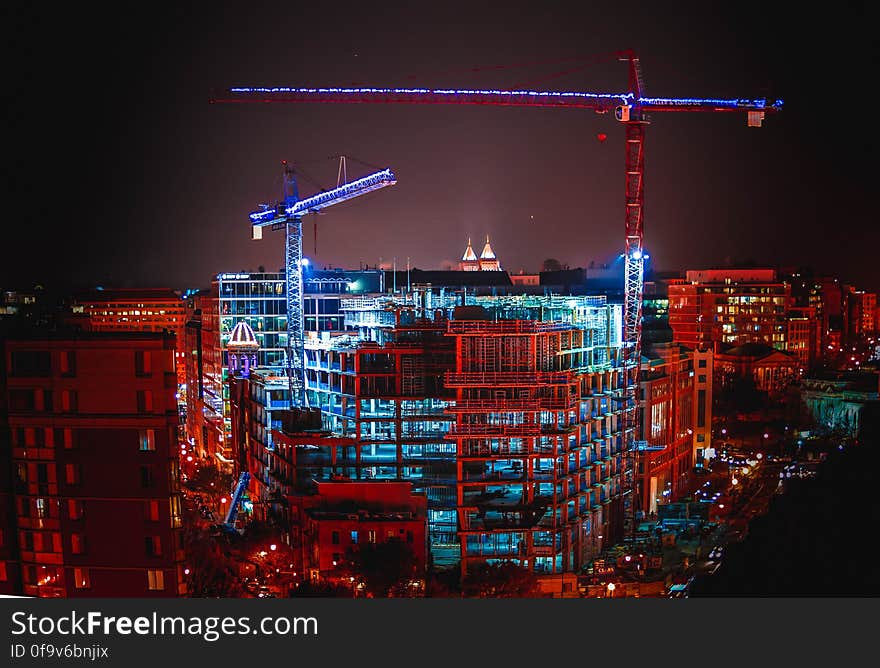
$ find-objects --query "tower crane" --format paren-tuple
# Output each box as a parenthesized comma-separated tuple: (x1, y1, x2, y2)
(218, 49, 781, 539)
(249, 161, 397, 409)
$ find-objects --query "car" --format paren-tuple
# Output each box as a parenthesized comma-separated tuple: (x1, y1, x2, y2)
(708, 546, 723, 560)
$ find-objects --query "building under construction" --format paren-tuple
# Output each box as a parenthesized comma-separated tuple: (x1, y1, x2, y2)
(235, 289, 634, 577)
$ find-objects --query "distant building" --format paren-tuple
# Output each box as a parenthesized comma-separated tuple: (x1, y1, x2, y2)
(459, 236, 501, 271)
(668, 269, 791, 352)
(510, 273, 540, 287)
(786, 306, 821, 370)
(714, 342, 798, 400)
(799, 372, 879, 437)
(845, 288, 877, 343)
(0, 330, 184, 597)
(72, 288, 187, 385)
(1, 288, 39, 317)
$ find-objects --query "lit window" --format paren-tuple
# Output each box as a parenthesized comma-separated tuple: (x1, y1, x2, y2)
(74, 568, 90, 589)
(147, 569, 165, 591)
(68, 499, 84, 520)
(65, 464, 80, 485)
(140, 429, 156, 451)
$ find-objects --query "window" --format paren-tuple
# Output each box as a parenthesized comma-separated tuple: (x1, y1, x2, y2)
(350, 530, 358, 544)
(71, 534, 85, 554)
(61, 390, 78, 412)
(698, 375, 706, 383)
(331, 531, 340, 545)
(0, 561, 6, 582)
(140, 466, 154, 488)
(147, 500, 160, 522)
(68, 499, 84, 520)
(65, 464, 80, 485)
(35, 498, 47, 518)
(406, 531, 414, 544)
(698, 359, 707, 368)
(135, 350, 152, 376)
(145, 536, 162, 556)
(136, 390, 153, 413)
(62, 428, 73, 449)
(368, 530, 376, 544)
(147, 569, 165, 591)
(697, 390, 706, 428)
(140, 429, 156, 452)
(60, 351, 76, 377)
(74, 568, 90, 589)
(36, 389, 53, 412)
(169, 496, 182, 528)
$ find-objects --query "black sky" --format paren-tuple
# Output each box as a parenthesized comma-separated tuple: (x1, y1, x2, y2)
(4, 1, 878, 292)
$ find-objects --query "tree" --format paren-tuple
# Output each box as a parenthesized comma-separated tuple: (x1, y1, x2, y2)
(461, 561, 540, 598)
(541, 258, 563, 272)
(183, 527, 244, 597)
(343, 539, 418, 598)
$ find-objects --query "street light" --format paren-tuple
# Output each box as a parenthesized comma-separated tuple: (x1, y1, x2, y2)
(607, 582, 616, 598)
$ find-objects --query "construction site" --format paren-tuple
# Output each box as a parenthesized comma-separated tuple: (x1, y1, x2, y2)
(185, 50, 782, 592)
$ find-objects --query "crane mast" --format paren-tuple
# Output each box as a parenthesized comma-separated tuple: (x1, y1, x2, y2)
(249, 163, 397, 409)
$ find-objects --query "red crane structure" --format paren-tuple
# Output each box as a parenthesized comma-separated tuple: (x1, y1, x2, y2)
(213, 49, 782, 539)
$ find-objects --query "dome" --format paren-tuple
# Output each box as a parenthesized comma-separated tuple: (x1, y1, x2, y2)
(228, 320, 259, 350)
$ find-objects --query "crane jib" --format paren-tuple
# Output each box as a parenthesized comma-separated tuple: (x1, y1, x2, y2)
(249, 168, 397, 227)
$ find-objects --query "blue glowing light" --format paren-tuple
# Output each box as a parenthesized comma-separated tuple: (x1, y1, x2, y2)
(249, 168, 397, 225)
(631, 249, 643, 260)
(228, 87, 782, 112)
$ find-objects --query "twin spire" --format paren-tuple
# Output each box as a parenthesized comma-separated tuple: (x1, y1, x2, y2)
(460, 235, 500, 271)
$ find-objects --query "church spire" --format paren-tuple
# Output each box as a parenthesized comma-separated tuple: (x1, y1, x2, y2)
(480, 234, 496, 260)
(462, 237, 477, 261)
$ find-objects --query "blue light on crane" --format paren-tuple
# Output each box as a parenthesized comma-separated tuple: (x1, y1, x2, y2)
(229, 87, 782, 111)
(250, 168, 397, 226)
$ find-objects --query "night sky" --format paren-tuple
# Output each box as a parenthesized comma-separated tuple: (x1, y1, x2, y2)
(5, 1, 877, 292)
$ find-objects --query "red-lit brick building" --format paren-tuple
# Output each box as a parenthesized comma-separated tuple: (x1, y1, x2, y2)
(668, 269, 792, 351)
(637, 343, 713, 516)
(297, 480, 427, 585)
(73, 289, 187, 385)
(0, 330, 185, 597)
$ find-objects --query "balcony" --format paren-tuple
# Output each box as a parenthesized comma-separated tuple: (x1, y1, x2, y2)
(446, 397, 575, 413)
(444, 371, 572, 388)
(446, 423, 542, 437)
